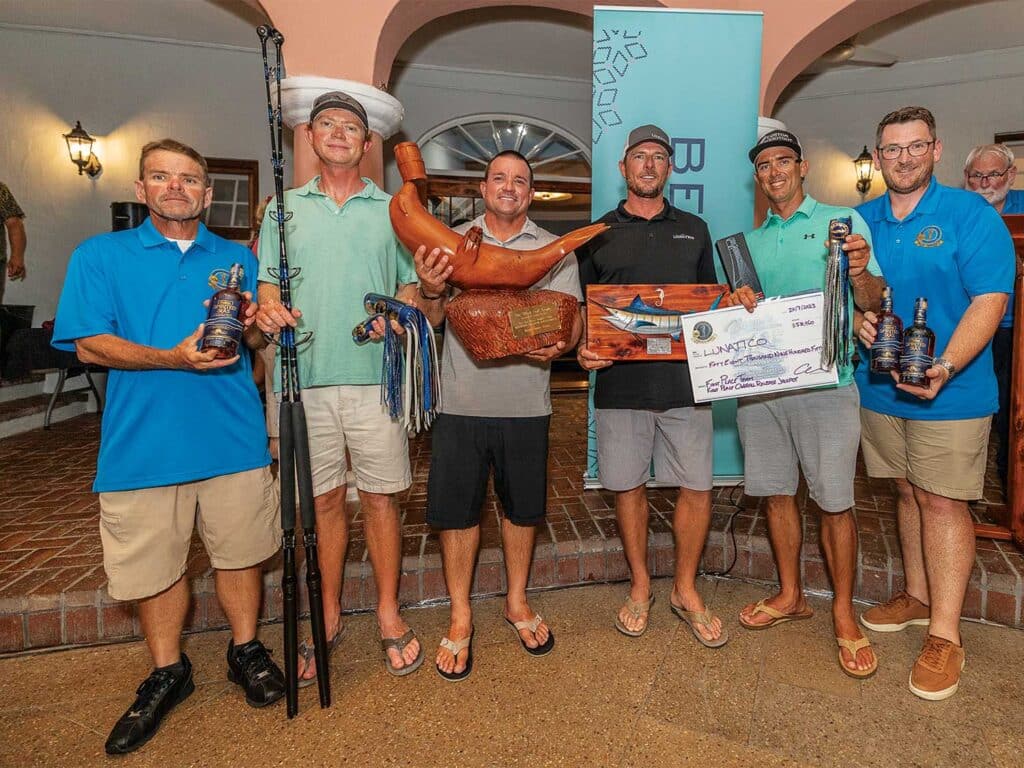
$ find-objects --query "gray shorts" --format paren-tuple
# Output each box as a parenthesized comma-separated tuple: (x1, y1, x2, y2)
(595, 406, 713, 492)
(736, 384, 860, 513)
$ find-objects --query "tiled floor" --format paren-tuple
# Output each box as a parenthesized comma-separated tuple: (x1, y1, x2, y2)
(1, 580, 1022, 767)
(1, 390, 1022, 654)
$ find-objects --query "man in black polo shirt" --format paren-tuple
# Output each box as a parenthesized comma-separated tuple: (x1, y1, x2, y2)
(577, 124, 727, 648)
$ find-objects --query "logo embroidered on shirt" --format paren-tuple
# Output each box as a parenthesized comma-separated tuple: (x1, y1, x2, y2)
(673, 233, 695, 240)
(914, 225, 943, 247)
(803, 233, 816, 239)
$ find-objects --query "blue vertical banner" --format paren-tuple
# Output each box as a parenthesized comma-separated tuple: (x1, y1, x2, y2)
(586, 7, 763, 484)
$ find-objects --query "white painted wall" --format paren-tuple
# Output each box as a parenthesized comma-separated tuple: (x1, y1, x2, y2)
(5, 18, 1022, 324)
(0, 25, 286, 322)
(775, 45, 1024, 209)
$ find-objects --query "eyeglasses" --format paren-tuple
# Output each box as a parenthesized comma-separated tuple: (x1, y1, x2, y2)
(876, 140, 935, 160)
(966, 168, 1012, 183)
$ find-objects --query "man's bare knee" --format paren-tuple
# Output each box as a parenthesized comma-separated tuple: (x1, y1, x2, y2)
(893, 478, 915, 503)
(315, 486, 347, 515)
(358, 490, 397, 517)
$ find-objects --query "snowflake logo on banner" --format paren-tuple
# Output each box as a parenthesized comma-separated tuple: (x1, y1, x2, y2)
(592, 29, 648, 145)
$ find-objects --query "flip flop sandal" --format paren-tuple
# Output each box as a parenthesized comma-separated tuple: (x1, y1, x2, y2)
(505, 614, 555, 656)
(382, 628, 424, 677)
(837, 636, 878, 679)
(297, 625, 346, 689)
(436, 629, 474, 682)
(614, 594, 655, 637)
(670, 602, 729, 648)
(739, 599, 814, 630)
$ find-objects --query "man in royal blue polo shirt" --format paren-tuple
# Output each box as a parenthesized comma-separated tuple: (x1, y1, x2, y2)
(856, 108, 1015, 701)
(964, 143, 1024, 492)
(53, 139, 285, 754)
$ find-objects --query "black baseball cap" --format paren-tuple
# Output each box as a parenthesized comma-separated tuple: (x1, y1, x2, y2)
(748, 129, 802, 163)
(309, 91, 369, 132)
(623, 124, 673, 158)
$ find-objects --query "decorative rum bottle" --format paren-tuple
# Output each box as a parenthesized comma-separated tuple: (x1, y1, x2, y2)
(899, 297, 935, 386)
(870, 286, 903, 373)
(200, 263, 246, 359)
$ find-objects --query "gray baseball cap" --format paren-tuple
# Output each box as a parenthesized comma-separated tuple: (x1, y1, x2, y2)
(309, 91, 368, 131)
(623, 124, 673, 158)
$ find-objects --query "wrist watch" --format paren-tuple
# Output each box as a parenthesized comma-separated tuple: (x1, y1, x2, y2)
(418, 285, 445, 301)
(933, 356, 956, 380)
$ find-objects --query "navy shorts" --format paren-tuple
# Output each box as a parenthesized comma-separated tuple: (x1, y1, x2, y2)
(426, 413, 550, 529)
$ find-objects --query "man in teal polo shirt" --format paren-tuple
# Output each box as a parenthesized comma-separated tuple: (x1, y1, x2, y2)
(857, 107, 1015, 701)
(256, 92, 426, 683)
(729, 129, 884, 679)
(54, 139, 285, 754)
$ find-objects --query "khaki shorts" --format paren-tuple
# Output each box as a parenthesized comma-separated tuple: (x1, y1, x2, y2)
(300, 384, 411, 496)
(99, 466, 280, 601)
(859, 409, 991, 500)
(260, 345, 279, 439)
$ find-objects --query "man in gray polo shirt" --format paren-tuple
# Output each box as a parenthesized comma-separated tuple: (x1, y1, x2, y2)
(415, 150, 582, 681)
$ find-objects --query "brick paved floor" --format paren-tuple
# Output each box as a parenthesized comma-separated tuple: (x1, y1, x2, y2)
(1, 392, 1021, 653)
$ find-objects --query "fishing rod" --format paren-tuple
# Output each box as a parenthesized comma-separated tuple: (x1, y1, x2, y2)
(256, 23, 330, 718)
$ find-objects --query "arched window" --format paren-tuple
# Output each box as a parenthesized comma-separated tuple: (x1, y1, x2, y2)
(417, 115, 591, 227)
(419, 114, 590, 182)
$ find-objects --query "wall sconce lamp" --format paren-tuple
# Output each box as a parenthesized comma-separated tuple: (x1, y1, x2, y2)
(63, 121, 102, 177)
(854, 145, 873, 195)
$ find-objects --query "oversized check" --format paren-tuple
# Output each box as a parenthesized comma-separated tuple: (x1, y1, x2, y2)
(681, 291, 839, 402)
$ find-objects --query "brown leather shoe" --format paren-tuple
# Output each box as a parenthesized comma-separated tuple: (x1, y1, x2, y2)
(861, 591, 930, 632)
(909, 635, 965, 701)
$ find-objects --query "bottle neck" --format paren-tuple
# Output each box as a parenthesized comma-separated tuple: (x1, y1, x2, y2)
(226, 264, 242, 290)
(913, 305, 927, 326)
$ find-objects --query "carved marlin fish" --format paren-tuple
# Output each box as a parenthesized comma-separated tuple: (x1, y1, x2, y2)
(389, 142, 609, 290)
(596, 292, 725, 341)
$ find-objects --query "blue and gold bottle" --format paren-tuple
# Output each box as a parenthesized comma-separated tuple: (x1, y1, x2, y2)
(870, 286, 903, 373)
(899, 297, 935, 386)
(200, 263, 246, 358)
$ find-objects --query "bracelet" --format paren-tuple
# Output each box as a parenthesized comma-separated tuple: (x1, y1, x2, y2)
(418, 285, 445, 301)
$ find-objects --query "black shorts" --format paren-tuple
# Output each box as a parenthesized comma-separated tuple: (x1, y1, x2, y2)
(426, 413, 550, 530)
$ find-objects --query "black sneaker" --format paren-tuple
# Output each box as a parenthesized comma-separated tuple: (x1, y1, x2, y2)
(227, 639, 286, 707)
(105, 653, 195, 755)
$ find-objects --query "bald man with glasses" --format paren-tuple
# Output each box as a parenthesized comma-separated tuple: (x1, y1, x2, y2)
(964, 144, 1023, 216)
(964, 143, 1024, 492)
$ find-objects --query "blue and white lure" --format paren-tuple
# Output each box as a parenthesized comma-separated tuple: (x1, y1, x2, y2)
(352, 294, 441, 433)
(821, 217, 852, 370)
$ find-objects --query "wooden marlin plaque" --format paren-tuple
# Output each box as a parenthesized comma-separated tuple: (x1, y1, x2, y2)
(586, 283, 729, 361)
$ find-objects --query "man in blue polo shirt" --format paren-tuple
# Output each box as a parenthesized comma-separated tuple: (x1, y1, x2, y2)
(856, 108, 1015, 701)
(964, 143, 1024, 492)
(729, 129, 884, 680)
(53, 139, 285, 754)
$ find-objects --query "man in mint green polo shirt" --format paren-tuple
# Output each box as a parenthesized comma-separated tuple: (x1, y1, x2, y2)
(729, 129, 885, 680)
(256, 92, 425, 684)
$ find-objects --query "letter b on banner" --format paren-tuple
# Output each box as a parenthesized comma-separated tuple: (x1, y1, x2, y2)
(587, 7, 763, 485)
